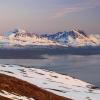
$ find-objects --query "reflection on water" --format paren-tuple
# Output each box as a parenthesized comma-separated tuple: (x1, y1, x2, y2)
(0, 55, 100, 87)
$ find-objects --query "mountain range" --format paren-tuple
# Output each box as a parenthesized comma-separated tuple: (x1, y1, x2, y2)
(42, 29, 100, 47)
(0, 28, 100, 48)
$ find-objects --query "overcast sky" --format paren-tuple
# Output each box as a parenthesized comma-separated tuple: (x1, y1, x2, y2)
(0, 0, 100, 34)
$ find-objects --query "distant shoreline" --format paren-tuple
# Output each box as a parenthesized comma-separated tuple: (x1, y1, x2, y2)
(0, 46, 100, 59)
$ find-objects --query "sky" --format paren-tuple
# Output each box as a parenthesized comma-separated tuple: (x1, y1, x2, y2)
(0, 0, 100, 34)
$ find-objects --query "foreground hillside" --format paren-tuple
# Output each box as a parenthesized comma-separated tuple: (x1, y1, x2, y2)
(0, 65, 100, 100)
(0, 73, 69, 100)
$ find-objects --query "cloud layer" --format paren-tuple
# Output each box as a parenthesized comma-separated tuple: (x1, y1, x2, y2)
(52, 0, 100, 18)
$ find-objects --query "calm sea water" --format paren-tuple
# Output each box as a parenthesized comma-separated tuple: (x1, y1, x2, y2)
(0, 55, 100, 87)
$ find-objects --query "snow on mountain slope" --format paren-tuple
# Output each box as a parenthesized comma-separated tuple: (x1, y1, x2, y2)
(0, 90, 34, 100)
(42, 29, 100, 47)
(0, 28, 100, 47)
(42, 31, 68, 44)
(0, 29, 60, 47)
(89, 34, 100, 45)
(0, 64, 100, 100)
(8, 29, 57, 45)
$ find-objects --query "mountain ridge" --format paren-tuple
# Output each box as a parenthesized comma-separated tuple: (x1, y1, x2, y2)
(42, 29, 100, 46)
(0, 28, 100, 47)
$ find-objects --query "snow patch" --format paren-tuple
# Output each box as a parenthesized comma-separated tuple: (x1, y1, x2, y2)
(0, 90, 34, 100)
(0, 64, 100, 100)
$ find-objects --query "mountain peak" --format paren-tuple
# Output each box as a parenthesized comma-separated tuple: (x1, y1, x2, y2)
(12, 28, 27, 34)
(2, 28, 100, 47)
(68, 29, 88, 39)
(10, 28, 33, 37)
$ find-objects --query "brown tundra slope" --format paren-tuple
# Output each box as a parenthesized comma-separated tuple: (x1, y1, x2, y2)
(0, 64, 100, 100)
(0, 73, 71, 100)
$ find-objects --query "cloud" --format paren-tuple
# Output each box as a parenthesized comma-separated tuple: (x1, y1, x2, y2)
(51, 1, 100, 19)
(52, 6, 87, 18)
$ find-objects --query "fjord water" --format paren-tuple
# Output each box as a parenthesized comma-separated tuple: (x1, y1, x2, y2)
(0, 55, 100, 87)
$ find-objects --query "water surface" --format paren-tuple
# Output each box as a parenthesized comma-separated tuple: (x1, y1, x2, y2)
(0, 55, 100, 87)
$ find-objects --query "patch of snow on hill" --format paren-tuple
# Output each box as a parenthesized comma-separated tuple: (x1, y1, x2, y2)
(0, 90, 34, 100)
(0, 64, 100, 100)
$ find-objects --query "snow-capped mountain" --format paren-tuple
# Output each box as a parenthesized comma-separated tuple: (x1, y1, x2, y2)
(0, 28, 100, 48)
(0, 29, 59, 48)
(42, 29, 100, 47)
(8, 28, 38, 42)
(42, 31, 68, 44)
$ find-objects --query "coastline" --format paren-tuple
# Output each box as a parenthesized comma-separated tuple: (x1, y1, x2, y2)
(0, 46, 100, 59)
